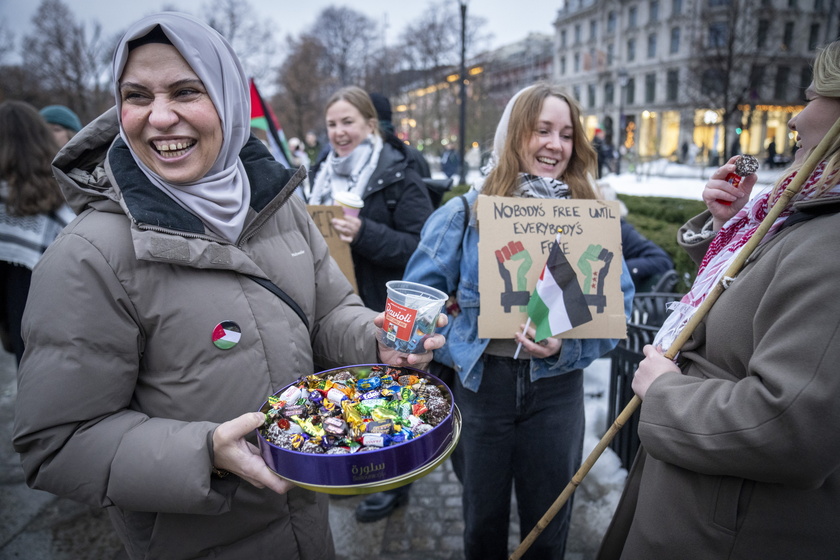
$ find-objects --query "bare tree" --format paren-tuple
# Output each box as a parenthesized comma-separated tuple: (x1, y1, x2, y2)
(683, 0, 809, 161)
(0, 20, 14, 66)
(202, 0, 279, 85)
(364, 44, 407, 100)
(20, 0, 111, 121)
(310, 6, 378, 87)
(396, 1, 489, 151)
(274, 33, 333, 140)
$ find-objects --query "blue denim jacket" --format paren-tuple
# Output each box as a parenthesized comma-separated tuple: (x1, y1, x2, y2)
(403, 189, 635, 392)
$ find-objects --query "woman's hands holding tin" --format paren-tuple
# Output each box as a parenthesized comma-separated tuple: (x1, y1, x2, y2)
(212, 412, 296, 494)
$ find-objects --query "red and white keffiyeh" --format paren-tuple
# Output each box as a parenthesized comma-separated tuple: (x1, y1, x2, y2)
(655, 162, 840, 350)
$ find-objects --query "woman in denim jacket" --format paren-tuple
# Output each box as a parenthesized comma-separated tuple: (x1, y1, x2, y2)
(403, 83, 634, 559)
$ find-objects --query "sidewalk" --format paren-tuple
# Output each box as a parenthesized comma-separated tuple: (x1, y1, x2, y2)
(0, 345, 623, 559)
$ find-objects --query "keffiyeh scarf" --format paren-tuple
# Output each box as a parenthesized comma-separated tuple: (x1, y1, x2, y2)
(514, 173, 571, 199)
(655, 161, 840, 350)
(0, 187, 75, 270)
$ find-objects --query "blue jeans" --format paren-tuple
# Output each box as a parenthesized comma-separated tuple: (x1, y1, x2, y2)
(452, 355, 584, 560)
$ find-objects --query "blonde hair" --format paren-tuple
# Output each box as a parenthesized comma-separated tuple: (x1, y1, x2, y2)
(324, 86, 380, 137)
(482, 82, 598, 200)
(774, 40, 840, 198)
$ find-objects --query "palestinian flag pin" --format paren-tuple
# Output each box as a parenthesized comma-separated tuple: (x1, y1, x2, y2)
(212, 321, 241, 350)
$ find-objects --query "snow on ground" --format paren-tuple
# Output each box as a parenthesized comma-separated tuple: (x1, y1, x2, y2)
(599, 159, 785, 202)
(566, 358, 628, 560)
(448, 158, 785, 203)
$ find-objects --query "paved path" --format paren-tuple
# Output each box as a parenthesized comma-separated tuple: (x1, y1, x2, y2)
(1, 346, 619, 559)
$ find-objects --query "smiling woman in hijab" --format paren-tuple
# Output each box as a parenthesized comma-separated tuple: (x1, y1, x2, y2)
(12, 12, 444, 560)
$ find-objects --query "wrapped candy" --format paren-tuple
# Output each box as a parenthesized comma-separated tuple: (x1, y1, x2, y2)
(259, 366, 451, 455)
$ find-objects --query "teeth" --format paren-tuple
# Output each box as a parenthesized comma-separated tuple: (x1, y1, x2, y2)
(537, 157, 558, 165)
(154, 140, 194, 154)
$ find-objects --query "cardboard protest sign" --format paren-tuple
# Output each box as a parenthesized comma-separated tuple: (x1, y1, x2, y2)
(307, 205, 358, 293)
(476, 195, 626, 339)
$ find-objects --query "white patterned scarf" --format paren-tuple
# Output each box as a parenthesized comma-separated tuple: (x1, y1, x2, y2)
(309, 134, 383, 205)
(655, 161, 840, 350)
(0, 184, 75, 270)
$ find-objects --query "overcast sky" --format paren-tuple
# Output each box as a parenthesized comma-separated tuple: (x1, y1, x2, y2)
(2, 0, 562, 55)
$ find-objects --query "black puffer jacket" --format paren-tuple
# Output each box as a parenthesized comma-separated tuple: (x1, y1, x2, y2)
(313, 136, 433, 311)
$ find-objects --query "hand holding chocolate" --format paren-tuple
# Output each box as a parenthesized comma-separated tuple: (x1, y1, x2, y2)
(718, 154, 759, 206)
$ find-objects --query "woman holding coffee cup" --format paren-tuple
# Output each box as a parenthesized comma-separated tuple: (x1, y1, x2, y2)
(308, 86, 434, 312)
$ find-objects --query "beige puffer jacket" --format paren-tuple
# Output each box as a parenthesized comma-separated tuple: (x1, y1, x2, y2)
(13, 108, 378, 559)
(599, 201, 840, 560)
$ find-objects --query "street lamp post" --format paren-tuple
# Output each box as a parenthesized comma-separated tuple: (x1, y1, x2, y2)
(616, 68, 628, 175)
(458, 1, 467, 185)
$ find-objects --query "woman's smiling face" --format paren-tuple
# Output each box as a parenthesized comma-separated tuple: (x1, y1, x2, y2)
(119, 43, 223, 184)
(521, 95, 573, 179)
(325, 99, 375, 158)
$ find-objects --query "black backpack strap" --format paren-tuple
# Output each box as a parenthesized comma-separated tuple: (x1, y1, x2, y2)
(384, 181, 403, 212)
(458, 194, 469, 232)
(243, 274, 310, 331)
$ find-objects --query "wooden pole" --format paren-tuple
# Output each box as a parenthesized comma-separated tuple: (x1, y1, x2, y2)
(509, 115, 840, 560)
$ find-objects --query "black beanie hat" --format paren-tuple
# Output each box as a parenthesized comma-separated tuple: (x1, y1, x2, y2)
(369, 92, 392, 123)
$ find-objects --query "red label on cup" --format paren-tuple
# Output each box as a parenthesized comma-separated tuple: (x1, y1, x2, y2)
(383, 299, 418, 342)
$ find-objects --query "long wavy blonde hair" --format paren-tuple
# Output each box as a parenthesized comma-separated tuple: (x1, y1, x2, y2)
(773, 40, 840, 198)
(482, 82, 598, 200)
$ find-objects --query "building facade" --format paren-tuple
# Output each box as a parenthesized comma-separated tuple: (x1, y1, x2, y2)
(554, 0, 838, 167)
(391, 33, 554, 163)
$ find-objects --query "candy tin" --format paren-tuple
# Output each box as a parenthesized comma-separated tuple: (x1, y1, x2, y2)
(284, 407, 461, 496)
(255, 364, 456, 492)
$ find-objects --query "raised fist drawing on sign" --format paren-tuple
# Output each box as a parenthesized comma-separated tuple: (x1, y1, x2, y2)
(495, 241, 532, 312)
(577, 243, 613, 314)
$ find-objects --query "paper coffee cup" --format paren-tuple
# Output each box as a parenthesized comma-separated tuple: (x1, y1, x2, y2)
(333, 191, 364, 217)
(377, 281, 447, 354)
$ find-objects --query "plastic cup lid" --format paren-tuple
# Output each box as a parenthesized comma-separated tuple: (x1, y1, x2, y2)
(334, 191, 364, 208)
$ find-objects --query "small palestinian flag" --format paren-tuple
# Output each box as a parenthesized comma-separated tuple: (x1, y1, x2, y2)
(249, 78, 293, 166)
(526, 235, 593, 341)
(212, 321, 241, 350)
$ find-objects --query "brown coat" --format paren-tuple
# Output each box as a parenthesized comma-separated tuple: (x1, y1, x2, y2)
(599, 199, 840, 560)
(13, 109, 378, 559)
